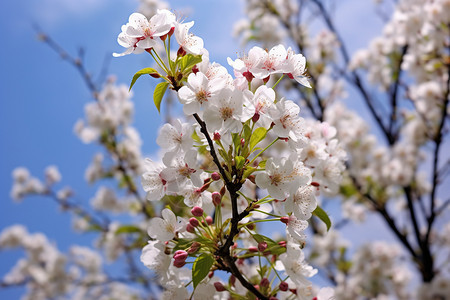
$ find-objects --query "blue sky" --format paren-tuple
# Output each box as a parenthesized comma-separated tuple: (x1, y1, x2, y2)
(0, 0, 392, 298)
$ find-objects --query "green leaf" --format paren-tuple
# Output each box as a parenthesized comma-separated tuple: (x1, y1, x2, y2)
(179, 54, 202, 72)
(249, 127, 267, 150)
(258, 160, 267, 168)
(115, 225, 142, 235)
(313, 205, 332, 231)
(235, 156, 245, 170)
(129, 68, 158, 91)
(192, 253, 214, 289)
(242, 166, 256, 179)
(252, 234, 276, 245)
(153, 81, 169, 113)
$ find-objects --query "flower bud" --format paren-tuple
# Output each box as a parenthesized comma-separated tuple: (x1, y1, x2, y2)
(263, 75, 270, 84)
(192, 65, 199, 74)
(278, 241, 286, 247)
(188, 242, 201, 254)
(208, 271, 214, 278)
(211, 172, 221, 181)
(177, 46, 187, 57)
(214, 282, 226, 292)
(173, 250, 187, 259)
(220, 186, 226, 196)
(260, 277, 270, 287)
(212, 192, 222, 206)
(258, 241, 268, 252)
(186, 223, 195, 233)
(279, 281, 289, 291)
(248, 246, 258, 252)
(205, 216, 213, 225)
(149, 73, 161, 78)
(189, 217, 200, 227)
(173, 259, 186, 268)
(213, 131, 221, 141)
(191, 206, 204, 217)
(311, 181, 320, 187)
(240, 138, 245, 148)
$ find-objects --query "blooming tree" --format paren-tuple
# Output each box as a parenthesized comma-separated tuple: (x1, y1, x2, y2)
(1, 0, 450, 299)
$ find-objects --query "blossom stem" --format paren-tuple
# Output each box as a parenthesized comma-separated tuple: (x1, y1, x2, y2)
(249, 137, 279, 165)
(149, 49, 169, 74)
(271, 74, 284, 89)
(238, 218, 281, 229)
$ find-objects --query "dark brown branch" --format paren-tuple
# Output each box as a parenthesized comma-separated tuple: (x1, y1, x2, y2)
(192, 113, 268, 300)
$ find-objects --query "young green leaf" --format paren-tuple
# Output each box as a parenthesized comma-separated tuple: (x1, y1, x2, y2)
(129, 67, 158, 91)
(249, 127, 267, 150)
(153, 81, 169, 113)
(235, 156, 245, 170)
(313, 205, 332, 231)
(192, 253, 214, 289)
(179, 54, 202, 73)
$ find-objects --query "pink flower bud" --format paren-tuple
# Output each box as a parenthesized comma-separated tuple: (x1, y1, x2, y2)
(249, 246, 258, 252)
(211, 172, 221, 181)
(186, 223, 195, 233)
(173, 250, 188, 261)
(188, 242, 201, 254)
(205, 216, 213, 225)
(260, 277, 270, 287)
(212, 192, 222, 206)
(213, 131, 221, 141)
(214, 282, 226, 292)
(191, 206, 204, 217)
(278, 241, 287, 248)
(258, 241, 268, 252)
(208, 271, 214, 278)
(279, 281, 289, 291)
(173, 259, 186, 268)
(189, 217, 200, 227)
(240, 138, 245, 148)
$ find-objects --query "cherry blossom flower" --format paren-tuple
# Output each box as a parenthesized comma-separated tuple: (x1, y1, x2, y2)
(279, 243, 317, 288)
(203, 89, 248, 133)
(156, 119, 194, 154)
(269, 99, 304, 141)
(147, 208, 185, 241)
(284, 185, 317, 220)
(174, 21, 204, 55)
(141, 159, 169, 201)
(255, 156, 311, 200)
(113, 10, 175, 57)
(177, 72, 227, 114)
(284, 47, 311, 88)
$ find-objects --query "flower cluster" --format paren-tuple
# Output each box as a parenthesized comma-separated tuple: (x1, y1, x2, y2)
(113, 9, 346, 299)
(0, 225, 140, 300)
